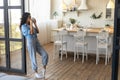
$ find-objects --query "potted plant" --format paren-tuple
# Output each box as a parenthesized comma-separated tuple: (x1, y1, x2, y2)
(69, 18, 76, 29)
(53, 11, 58, 19)
(105, 24, 110, 27)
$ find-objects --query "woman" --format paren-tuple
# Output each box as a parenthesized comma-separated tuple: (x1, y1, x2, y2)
(20, 12, 48, 78)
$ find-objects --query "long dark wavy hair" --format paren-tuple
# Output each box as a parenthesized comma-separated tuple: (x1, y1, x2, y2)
(20, 12, 31, 29)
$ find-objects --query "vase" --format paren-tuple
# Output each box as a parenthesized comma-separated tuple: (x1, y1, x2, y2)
(70, 24, 74, 30)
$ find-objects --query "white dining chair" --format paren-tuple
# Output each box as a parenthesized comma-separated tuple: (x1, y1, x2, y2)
(96, 30, 111, 65)
(53, 29, 68, 61)
(74, 28, 88, 63)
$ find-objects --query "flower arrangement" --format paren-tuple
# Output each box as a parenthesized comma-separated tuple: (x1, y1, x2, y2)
(69, 18, 76, 24)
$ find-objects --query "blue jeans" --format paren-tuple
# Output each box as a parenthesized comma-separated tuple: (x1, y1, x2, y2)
(26, 38, 48, 71)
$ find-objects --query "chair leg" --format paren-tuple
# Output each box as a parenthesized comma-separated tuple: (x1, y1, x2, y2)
(74, 52, 76, 62)
(96, 48, 99, 64)
(65, 44, 67, 59)
(108, 50, 111, 63)
(82, 48, 85, 63)
(77, 47, 79, 59)
(86, 53, 88, 61)
(86, 46, 88, 61)
(74, 46, 76, 62)
(60, 45, 63, 61)
(105, 49, 108, 65)
(61, 51, 63, 61)
(108, 56, 110, 63)
(53, 44, 56, 60)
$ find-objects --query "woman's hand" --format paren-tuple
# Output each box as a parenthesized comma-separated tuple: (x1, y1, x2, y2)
(30, 20, 33, 26)
(30, 20, 33, 34)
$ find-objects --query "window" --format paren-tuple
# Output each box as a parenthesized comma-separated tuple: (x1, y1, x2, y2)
(0, 0, 3, 6)
(8, 0, 21, 6)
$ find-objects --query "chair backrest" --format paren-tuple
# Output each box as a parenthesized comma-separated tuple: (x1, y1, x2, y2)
(74, 29, 86, 43)
(98, 30, 109, 38)
(97, 30, 109, 46)
(53, 29, 68, 42)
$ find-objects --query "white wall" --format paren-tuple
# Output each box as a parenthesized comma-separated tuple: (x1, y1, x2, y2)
(51, 0, 114, 27)
(51, 0, 63, 19)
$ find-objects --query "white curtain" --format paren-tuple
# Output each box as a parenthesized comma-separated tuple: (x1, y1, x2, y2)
(29, 0, 51, 45)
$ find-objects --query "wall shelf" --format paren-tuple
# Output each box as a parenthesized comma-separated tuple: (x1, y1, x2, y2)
(62, 10, 80, 16)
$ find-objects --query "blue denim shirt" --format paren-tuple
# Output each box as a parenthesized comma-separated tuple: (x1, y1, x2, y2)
(21, 24, 38, 39)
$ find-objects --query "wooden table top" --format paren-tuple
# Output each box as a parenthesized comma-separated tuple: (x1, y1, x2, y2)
(52, 27, 114, 34)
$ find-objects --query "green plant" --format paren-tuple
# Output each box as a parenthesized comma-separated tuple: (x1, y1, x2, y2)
(91, 12, 103, 19)
(53, 11, 58, 17)
(69, 18, 76, 24)
(105, 24, 110, 26)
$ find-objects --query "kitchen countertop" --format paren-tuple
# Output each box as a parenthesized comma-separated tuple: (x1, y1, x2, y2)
(52, 27, 114, 34)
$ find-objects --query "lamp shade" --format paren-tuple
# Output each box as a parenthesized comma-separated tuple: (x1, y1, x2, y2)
(78, 0, 88, 10)
(107, 0, 114, 8)
(62, 3, 67, 10)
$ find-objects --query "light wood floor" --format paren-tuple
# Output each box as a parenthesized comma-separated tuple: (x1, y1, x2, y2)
(24, 43, 120, 80)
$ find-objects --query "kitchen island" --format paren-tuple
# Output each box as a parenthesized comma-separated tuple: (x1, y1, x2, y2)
(52, 27, 114, 54)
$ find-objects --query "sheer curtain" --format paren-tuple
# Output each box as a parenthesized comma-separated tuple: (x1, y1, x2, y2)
(29, 0, 51, 45)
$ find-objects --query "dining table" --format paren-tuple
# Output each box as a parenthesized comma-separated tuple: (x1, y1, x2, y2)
(52, 27, 114, 54)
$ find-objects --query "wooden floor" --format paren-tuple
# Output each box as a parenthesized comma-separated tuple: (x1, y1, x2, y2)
(24, 43, 120, 80)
